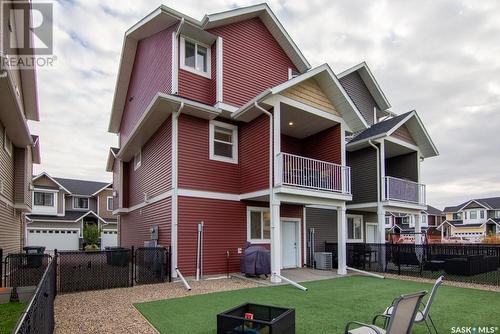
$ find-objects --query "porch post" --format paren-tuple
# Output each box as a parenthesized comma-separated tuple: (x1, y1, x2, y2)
(270, 200, 282, 283)
(337, 204, 347, 275)
(377, 206, 387, 270)
(414, 214, 422, 244)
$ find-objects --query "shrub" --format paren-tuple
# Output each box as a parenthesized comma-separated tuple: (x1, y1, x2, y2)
(83, 223, 100, 247)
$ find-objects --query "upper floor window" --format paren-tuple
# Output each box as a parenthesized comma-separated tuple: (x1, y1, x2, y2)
(34, 192, 54, 206)
(180, 36, 211, 78)
(73, 197, 89, 209)
(452, 212, 462, 220)
(247, 207, 270, 243)
(385, 217, 391, 227)
(347, 215, 363, 242)
(3, 129, 12, 157)
(107, 196, 113, 211)
(469, 210, 477, 219)
(495, 211, 500, 219)
(134, 149, 142, 170)
(480, 210, 485, 219)
(209, 121, 238, 164)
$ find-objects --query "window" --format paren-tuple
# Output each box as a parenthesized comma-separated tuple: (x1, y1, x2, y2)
(421, 214, 428, 225)
(347, 215, 363, 242)
(385, 217, 391, 226)
(480, 210, 485, 219)
(495, 211, 500, 219)
(209, 121, 238, 163)
(3, 129, 12, 157)
(180, 36, 211, 78)
(34, 192, 54, 206)
(106, 196, 113, 211)
(247, 207, 270, 243)
(452, 213, 462, 220)
(134, 149, 142, 170)
(469, 210, 477, 219)
(73, 197, 89, 209)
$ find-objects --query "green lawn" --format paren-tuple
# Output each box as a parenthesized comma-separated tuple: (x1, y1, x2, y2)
(135, 276, 500, 333)
(0, 302, 25, 334)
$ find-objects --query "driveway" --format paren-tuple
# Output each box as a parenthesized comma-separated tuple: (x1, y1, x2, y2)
(54, 278, 256, 334)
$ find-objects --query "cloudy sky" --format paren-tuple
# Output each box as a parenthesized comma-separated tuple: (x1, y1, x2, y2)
(29, 0, 500, 209)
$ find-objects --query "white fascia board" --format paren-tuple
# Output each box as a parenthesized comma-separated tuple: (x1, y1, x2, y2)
(76, 210, 107, 225)
(32, 172, 71, 194)
(457, 200, 490, 212)
(91, 183, 113, 196)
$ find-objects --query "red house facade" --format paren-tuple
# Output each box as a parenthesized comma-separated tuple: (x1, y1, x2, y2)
(106, 4, 437, 281)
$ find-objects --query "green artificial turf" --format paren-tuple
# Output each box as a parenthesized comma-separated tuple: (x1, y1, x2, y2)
(135, 276, 500, 333)
(0, 302, 25, 334)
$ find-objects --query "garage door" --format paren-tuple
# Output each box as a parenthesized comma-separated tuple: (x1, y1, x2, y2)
(101, 230, 118, 250)
(27, 228, 80, 251)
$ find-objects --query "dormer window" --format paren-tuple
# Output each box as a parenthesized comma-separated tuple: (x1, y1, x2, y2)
(180, 36, 211, 78)
(34, 192, 54, 206)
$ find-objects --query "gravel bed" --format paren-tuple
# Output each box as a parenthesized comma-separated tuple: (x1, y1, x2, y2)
(383, 273, 500, 292)
(54, 278, 257, 334)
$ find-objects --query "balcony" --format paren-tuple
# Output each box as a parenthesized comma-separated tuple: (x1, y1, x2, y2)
(277, 153, 351, 194)
(382, 176, 426, 206)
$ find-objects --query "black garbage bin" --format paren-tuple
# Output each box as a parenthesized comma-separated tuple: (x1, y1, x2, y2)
(105, 247, 129, 267)
(23, 246, 46, 268)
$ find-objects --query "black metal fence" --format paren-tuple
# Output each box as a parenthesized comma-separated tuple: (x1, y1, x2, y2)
(12, 254, 57, 334)
(3, 253, 51, 288)
(324, 243, 500, 286)
(134, 247, 171, 285)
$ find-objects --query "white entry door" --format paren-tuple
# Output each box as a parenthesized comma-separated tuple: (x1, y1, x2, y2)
(366, 223, 378, 243)
(281, 220, 299, 268)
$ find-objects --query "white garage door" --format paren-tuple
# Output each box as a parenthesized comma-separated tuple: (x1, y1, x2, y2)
(101, 230, 118, 250)
(27, 228, 80, 251)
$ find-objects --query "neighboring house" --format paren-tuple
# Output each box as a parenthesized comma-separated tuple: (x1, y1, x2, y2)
(384, 205, 444, 243)
(105, 4, 438, 281)
(26, 173, 117, 250)
(439, 197, 500, 242)
(0, 1, 41, 257)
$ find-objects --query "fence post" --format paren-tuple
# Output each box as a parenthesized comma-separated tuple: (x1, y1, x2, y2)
(54, 249, 58, 296)
(130, 246, 134, 287)
(397, 243, 401, 275)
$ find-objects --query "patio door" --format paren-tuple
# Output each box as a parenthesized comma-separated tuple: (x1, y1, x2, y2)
(281, 219, 300, 268)
(366, 223, 378, 244)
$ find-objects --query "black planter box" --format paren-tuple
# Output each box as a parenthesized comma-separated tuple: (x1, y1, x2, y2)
(217, 303, 295, 334)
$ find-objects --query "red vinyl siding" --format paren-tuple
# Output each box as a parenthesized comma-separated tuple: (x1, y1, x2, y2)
(119, 198, 171, 247)
(239, 114, 269, 194)
(128, 118, 172, 207)
(178, 43, 216, 105)
(281, 135, 303, 156)
(208, 17, 295, 107)
(119, 25, 175, 146)
(178, 114, 239, 193)
(177, 196, 246, 276)
(305, 124, 342, 164)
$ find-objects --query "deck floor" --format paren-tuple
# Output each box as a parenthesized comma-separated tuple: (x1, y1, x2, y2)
(281, 267, 343, 282)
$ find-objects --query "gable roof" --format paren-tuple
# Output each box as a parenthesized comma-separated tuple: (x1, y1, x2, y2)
(33, 172, 71, 193)
(337, 62, 391, 112)
(105, 147, 119, 172)
(231, 63, 369, 133)
(443, 197, 500, 213)
(347, 110, 439, 158)
(54, 178, 111, 197)
(27, 210, 107, 225)
(108, 3, 310, 133)
(424, 205, 444, 216)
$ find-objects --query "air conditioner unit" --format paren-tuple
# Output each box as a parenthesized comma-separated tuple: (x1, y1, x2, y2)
(314, 252, 333, 270)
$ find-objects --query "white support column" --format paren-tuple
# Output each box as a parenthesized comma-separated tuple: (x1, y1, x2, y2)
(337, 204, 347, 275)
(273, 102, 281, 187)
(270, 200, 282, 283)
(415, 213, 422, 244)
(377, 205, 386, 243)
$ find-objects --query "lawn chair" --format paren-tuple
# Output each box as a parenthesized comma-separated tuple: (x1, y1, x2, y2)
(382, 276, 444, 333)
(345, 291, 426, 334)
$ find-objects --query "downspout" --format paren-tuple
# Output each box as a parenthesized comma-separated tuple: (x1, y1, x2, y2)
(171, 102, 184, 277)
(254, 102, 273, 205)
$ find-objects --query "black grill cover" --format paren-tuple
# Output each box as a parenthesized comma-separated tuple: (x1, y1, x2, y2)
(240, 243, 271, 276)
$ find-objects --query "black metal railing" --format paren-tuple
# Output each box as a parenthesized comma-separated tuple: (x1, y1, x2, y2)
(13, 254, 57, 334)
(134, 246, 171, 285)
(324, 242, 500, 286)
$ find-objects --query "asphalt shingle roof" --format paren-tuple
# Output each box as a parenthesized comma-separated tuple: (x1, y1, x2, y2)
(349, 111, 413, 144)
(27, 210, 92, 221)
(443, 197, 500, 212)
(54, 177, 110, 196)
(425, 205, 443, 216)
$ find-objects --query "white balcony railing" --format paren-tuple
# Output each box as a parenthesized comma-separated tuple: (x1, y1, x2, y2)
(277, 153, 351, 194)
(382, 176, 426, 205)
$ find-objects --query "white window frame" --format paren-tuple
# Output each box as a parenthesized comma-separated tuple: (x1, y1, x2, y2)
(106, 196, 113, 211)
(384, 216, 391, 227)
(179, 36, 212, 79)
(347, 214, 364, 242)
(495, 211, 500, 219)
(3, 129, 12, 157)
(469, 210, 477, 219)
(33, 191, 55, 207)
(73, 196, 89, 210)
(209, 120, 238, 164)
(134, 149, 142, 170)
(247, 206, 271, 244)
